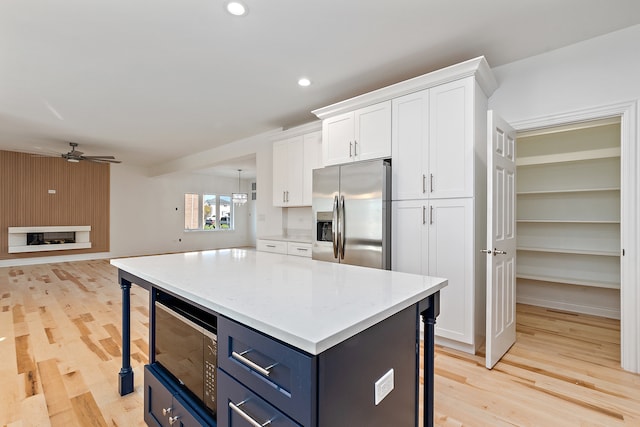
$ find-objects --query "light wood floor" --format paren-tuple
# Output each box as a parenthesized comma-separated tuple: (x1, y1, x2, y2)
(1, 260, 639, 426)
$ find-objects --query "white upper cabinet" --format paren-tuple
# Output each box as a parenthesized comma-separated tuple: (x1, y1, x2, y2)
(392, 90, 429, 200)
(322, 101, 391, 166)
(429, 78, 475, 199)
(273, 136, 304, 206)
(272, 124, 323, 207)
(392, 77, 475, 201)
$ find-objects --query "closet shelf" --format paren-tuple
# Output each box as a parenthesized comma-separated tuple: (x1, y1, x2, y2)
(517, 187, 620, 195)
(517, 219, 620, 224)
(517, 147, 621, 166)
(516, 273, 620, 290)
(516, 246, 620, 257)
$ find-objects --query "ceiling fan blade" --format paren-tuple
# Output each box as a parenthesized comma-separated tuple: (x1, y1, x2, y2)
(82, 155, 116, 159)
(86, 158, 122, 163)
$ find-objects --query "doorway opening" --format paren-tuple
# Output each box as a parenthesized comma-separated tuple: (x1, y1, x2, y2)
(514, 116, 622, 353)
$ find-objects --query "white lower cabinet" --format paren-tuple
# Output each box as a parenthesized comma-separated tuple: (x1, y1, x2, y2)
(257, 239, 312, 258)
(287, 242, 312, 258)
(392, 198, 478, 350)
(257, 239, 288, 254)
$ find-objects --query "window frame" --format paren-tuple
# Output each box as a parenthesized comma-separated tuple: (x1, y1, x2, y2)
(184, 192, 235, 232)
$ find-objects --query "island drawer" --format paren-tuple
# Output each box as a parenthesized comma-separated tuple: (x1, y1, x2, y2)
(217, 369, 302, 427)
(218, 316, 315, 426)
(257, 239, 288, 254)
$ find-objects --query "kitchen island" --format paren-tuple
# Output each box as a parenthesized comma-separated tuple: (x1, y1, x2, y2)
(112, 248, 446, 427)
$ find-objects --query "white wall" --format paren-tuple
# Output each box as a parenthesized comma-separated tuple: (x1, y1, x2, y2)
(489, 25, 640, 122)
(109, 165, 253, 257)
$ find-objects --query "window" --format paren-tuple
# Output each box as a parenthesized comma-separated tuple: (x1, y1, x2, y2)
(184, 193, 234, 231)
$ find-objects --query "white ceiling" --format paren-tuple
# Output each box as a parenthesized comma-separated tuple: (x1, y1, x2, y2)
(1, 0, 639, 176)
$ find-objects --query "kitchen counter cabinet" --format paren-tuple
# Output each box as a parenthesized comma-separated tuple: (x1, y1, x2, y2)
(112, 249, 445, 427)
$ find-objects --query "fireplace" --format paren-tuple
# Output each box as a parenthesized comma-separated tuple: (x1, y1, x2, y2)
(8, 226, 91, 253)
(27, 231, 76, 246)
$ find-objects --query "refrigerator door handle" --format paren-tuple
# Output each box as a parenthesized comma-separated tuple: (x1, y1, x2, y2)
(339, 195, 346, 259)
(332, 195, 339, 258)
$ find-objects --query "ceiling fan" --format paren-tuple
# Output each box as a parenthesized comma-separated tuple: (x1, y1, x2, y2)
(61, 142, 121, 163)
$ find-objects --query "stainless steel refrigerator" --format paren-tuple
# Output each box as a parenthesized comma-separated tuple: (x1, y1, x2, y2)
(312, 159, 391, 269)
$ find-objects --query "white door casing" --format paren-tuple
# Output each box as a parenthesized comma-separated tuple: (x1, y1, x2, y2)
(486, 110, 517, 369)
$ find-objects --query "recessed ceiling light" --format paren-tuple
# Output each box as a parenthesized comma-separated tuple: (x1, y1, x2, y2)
(226, 1, 248, 16)
(298, 78, 311, 87)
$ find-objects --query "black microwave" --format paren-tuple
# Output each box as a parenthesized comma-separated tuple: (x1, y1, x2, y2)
(154, 299, 217, 417)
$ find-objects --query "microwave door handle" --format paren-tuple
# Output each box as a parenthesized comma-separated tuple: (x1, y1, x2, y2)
(339, 195, 346, 260)
(332, 195, 339, 259)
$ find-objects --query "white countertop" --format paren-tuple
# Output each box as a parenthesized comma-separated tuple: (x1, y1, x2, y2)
(258, 235, 312, 244)
(111, 249, 446, 355)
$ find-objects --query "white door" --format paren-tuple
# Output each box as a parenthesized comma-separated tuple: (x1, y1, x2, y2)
(485, 110, 517, 369)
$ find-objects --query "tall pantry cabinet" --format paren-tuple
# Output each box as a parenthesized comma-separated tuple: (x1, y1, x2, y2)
(391, 72, 494, 353)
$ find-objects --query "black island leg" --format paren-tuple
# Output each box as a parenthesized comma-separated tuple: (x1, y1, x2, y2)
(420, 292, 440, 427)
(118, 275, 134, 395)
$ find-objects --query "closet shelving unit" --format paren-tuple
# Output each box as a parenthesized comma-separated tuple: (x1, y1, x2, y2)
(516, 121, 621, 292)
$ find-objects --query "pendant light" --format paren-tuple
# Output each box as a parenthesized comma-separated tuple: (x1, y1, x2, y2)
(232, 169, 248, 205)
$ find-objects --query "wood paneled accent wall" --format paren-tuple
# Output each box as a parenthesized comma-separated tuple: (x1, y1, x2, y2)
(0, 150, 110, 259)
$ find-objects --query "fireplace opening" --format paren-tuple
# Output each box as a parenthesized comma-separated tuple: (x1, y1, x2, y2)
(27, 232, 76, 246)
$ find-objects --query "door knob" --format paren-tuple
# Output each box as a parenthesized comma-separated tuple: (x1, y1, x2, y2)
(481, 249, 507, 255)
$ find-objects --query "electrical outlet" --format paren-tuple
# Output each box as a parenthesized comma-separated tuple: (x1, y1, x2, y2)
(374, 368, 394, 405)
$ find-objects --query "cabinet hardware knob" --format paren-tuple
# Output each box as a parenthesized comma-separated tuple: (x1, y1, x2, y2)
(481, 249, 492, 254)
(493, 249, 507, 255)
(162, 407, 172, 416)
(168, 415, 180, 425)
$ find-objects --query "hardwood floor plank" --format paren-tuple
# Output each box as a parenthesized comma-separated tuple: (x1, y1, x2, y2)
(38, 359, 72, 417)
(70, 392, 108, 427)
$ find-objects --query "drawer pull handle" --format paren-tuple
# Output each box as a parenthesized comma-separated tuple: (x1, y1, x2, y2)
(232, 350, 274, 377)
(296, 248, 308, 251)
(229, 400, 274, 427)
(162, 407, 172, 416)
(168, 415, 180, 425)
(265, 245, 276, 248)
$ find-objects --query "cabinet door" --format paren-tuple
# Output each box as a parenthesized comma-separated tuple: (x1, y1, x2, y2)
(273, 137, 304, 206)
(355, 100, 391, 161)
(429, 78, 475, 198)
(302, 131, 322, 206)
(272, 140, 289, 206)
(323, 112, 354, 166)
(391, 200, 428, 275)
(144, 366, 174, 427)
(285, 136, 304, 206)
(392, 91, 429, 200)
(428, 198, 474, 344)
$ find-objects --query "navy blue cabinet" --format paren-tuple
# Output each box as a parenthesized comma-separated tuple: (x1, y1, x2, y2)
(144, 365, 216, 427)
(218, 306, 418, 427)
(218, 316, 315, 426)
